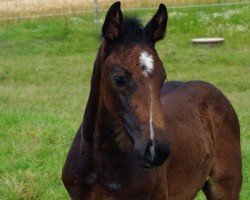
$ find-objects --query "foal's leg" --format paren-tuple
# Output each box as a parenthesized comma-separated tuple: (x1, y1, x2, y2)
(202, 111, 242, 200)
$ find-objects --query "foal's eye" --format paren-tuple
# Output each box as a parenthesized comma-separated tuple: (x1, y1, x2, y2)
(113, 76, 125, 87)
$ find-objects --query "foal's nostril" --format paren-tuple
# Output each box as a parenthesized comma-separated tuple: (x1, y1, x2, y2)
(145, 142, 156, 162)
(143, 141, 170, 168)
(154, 143, 170, 166)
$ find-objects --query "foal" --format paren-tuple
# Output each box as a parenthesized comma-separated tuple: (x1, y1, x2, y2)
(62, 2, 242, 200)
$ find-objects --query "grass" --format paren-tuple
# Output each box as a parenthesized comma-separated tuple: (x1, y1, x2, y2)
(0, 3, 249, 200)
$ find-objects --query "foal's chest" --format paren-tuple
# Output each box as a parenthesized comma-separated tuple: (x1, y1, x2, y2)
(87, 182, 153, 200)
(85, 168, 161, 200)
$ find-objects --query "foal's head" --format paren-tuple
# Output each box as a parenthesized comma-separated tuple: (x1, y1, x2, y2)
(98, 2, 170, 169)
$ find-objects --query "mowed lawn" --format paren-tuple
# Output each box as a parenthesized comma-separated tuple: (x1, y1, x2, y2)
(0, 3, 249, 200)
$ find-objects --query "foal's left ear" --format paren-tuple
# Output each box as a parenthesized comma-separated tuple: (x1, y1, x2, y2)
(144, 4, 168, 43)
(102, 1, 123, 45)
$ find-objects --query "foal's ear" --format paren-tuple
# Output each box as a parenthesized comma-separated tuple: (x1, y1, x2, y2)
(102, 1, 123, 45)
(144, 4, 168, 43)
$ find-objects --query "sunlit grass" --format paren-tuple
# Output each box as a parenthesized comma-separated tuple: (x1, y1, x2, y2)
(0, 3, 249, 199)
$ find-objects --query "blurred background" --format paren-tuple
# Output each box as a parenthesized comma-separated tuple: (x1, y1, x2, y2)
(0, 0, 248, 19)
(0, 0, 249, 199)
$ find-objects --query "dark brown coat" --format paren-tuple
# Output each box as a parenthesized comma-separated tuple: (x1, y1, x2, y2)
(62, 2, 242, 200)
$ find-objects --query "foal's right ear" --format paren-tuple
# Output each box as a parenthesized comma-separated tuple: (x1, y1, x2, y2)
(102, 1, 123, 45)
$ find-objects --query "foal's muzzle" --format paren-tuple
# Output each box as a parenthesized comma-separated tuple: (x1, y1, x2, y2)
(140, 141, 170, 169)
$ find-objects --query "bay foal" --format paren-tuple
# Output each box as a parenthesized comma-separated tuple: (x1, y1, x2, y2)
(62, 2, 242, 199)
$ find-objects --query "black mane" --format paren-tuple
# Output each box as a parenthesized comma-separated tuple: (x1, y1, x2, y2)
(121, 17, 146, 43)
(102, 16, 150, 46)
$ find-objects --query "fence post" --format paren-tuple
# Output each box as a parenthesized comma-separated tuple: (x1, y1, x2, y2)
(94, 0, 99, 24)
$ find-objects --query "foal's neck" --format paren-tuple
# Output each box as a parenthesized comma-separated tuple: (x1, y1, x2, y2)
(93, 103, 134, 170)
(90, 103, 149, 192)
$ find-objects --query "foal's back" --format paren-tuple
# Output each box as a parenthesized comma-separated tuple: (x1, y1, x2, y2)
(161, 81, 242, 200)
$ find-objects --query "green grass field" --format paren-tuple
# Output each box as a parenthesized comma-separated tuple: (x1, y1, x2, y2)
(0, 3, 249, 200)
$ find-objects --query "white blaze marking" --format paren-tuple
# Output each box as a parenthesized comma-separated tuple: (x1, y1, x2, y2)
(139, 51, 154, 77)
(139, 51, 155, 139)
(149, 83, 154, 140)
